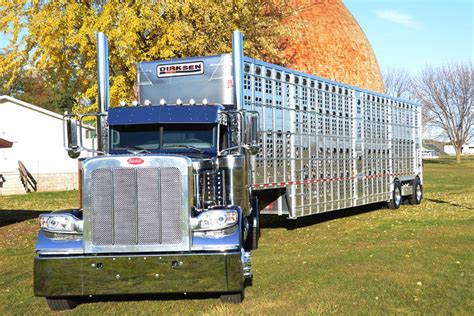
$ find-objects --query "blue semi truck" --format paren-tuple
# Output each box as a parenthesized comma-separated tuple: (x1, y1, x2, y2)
(34, 31, 422, 310)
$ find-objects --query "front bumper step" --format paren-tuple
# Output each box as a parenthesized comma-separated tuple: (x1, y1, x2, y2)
(34, 252, 244, 297)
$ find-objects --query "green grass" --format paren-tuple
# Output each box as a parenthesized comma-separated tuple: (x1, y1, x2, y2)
(0, 158, 473, 315)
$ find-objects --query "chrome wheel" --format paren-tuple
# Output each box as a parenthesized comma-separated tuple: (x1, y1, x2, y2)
(394, 186, 402, 205)
(409, 179, 423, 205)
(388, 182, 402, 209)
(416, 185, 422, 200)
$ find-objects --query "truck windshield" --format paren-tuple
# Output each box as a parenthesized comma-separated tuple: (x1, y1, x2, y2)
(110, 124, 216, 152)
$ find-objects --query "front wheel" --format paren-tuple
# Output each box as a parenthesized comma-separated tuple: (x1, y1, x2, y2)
(46, 298, 78, 311)
(245, 198, 260, 251)
(387, 182, 402, 209)
(409, 178, 423, 205)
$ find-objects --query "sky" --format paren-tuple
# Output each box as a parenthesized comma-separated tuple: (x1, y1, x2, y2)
(343, 0, 473, 74)
(1, 0, 472, 75)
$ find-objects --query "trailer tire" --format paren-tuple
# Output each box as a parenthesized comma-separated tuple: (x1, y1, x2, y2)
(46, 298, 78, 311)
(220, 290, 245, 304)
(387, 182, 402, 209)
(409, 178, 423, 205)
(245, 198, 260, 251)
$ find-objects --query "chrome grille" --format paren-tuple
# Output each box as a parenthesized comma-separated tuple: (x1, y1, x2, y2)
(90, 167, 182, 247)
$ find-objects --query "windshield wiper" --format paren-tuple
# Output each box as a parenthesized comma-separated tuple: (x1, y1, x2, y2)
(125, 146, 151, 154)
(162, 144, 203, 153)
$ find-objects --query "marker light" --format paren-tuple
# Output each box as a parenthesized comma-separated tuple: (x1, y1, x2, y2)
(176, 98, 183, 105)
(189, 98, 196, 105)
(132, 100, 139, 106)
(202, 98, 208, 105)
(144, 99, 151, 106)
(159, 98, 166, 105)
(119, 100, 128, 107)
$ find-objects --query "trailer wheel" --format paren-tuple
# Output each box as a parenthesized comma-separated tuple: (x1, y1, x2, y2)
(387, 182, 402, 209)
(220, 290, 245, 303)
(245, 198, 260, 251)
(46, 298, 78, 311)
(409, 178, 423, 205)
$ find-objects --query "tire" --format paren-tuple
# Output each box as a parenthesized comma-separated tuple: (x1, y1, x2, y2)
(46, 298, 78, 311)
(387, 182, 402, 209)
(409, 178, 423, 205)
(245, 198, 260, 251)
(220, 290, 245, 303)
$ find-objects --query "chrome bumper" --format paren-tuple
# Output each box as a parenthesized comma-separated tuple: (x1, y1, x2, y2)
(34, 252, 244, 297)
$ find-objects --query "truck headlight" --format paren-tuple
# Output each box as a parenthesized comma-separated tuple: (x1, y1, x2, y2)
(39, 213, 83, 234)
(191, 210, 238, 231)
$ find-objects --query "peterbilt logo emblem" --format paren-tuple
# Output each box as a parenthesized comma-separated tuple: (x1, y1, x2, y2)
(127, 158, 144, 165)
(157, 62, 204, 78)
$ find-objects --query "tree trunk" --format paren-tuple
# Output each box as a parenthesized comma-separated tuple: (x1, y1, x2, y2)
(455, 150, 461, 163)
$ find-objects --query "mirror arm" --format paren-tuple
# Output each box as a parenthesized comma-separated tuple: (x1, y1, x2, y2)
(218, 144, 251, 156)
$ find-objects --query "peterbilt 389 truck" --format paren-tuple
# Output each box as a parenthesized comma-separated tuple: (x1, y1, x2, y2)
(34, 31, 422, 310)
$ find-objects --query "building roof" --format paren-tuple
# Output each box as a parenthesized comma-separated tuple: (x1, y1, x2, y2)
(0, 95, 64, 120)
(423, 143, 445, 155)
(0, 95, 94, 131)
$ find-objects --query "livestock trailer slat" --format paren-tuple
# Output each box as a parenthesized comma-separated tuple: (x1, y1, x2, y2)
(241, 57, 421, 218)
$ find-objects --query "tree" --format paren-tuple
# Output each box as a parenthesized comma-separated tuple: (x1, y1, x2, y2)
(412, 63, 473, 163)
(382, 65, 413, 100)
(0, 0, 295, 114)
(382, 66, 436, 131)
(1, 69, 76, 113)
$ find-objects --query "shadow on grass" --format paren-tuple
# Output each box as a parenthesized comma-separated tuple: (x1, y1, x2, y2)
(0, 210, 47, 227)
(75, 292, 225, 307)
(426, 198, 474, 210)
(260, 202, 386, 231)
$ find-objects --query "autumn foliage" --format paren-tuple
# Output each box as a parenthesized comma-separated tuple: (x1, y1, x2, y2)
(0, 0, 293, 113)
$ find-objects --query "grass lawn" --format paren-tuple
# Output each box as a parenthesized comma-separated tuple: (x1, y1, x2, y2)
(0, 157, 473, 315)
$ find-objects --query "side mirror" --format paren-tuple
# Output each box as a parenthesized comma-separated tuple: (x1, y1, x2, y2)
(248, 113, 259, 155)
(66, 118, 80, 159)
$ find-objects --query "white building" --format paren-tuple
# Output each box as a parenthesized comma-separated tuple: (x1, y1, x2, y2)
(444, 144, 474, 156)
(0, 95, 94, 195)
(421, 146, 439, 159)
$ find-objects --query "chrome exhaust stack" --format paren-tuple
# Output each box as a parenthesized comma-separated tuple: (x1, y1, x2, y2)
(232, 30, 244, 111)
(96, 32, 109, 153)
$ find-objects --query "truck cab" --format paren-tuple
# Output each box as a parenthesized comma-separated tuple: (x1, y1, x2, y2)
(34, 31, 257, 311)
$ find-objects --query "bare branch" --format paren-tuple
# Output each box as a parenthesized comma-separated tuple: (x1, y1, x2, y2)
(412, 62, 473, 162)
(382, 65, 413, 100)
